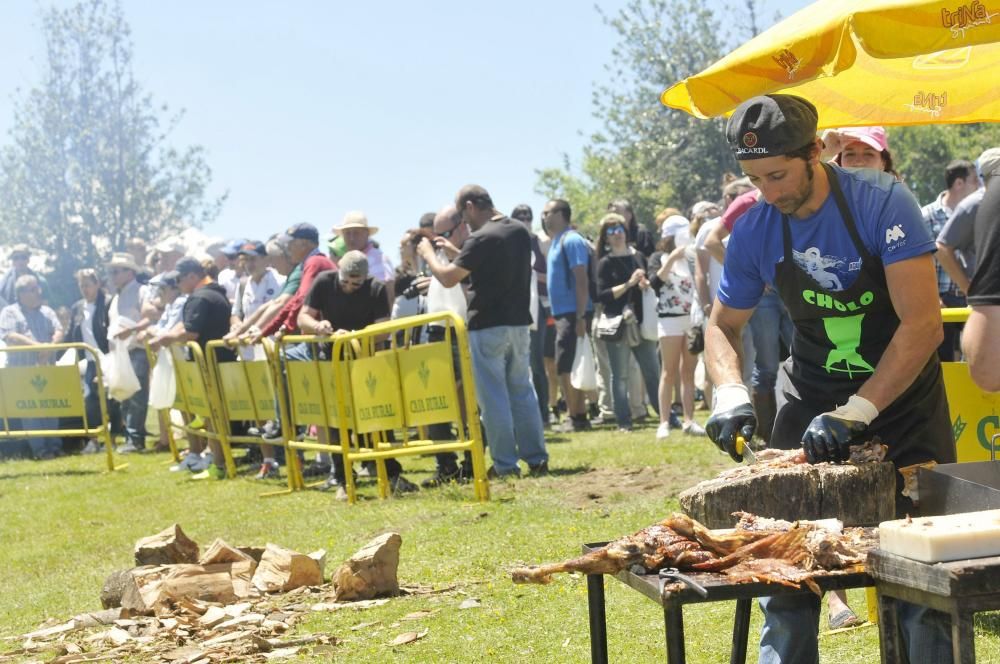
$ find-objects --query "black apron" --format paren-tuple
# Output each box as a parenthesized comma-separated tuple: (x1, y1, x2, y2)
(771, 165, 955, 513)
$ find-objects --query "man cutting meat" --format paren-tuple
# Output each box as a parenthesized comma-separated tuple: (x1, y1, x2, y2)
(703, 94, 956, 663)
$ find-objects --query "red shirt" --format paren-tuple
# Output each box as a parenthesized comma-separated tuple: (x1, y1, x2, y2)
(721, 190, 761, 232)
(261, 252, 335, 336)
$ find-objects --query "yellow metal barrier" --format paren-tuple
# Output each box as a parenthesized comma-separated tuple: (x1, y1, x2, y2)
(941, 307, 970, 324)
(0, 342, 124, 471)
(284, 311, 489, 504)
(167, 341, 237, 479)
(204, 339, 302, 494)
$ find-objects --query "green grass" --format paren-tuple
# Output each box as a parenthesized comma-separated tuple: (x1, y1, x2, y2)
(2, 423, 999, 662)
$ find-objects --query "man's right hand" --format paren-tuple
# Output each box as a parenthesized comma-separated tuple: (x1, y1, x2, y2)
(705, 383, 757, 462)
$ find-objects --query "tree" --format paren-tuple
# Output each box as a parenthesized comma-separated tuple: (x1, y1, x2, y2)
(0, 0, 224, 304)
(537, 0, 757, 233)
(891, 124, 1000, 205)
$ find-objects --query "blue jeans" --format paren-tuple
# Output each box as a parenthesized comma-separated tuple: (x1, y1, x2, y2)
(759, 593, 952, 663)
(604, 338, 660, 428)
(121, 348, 149, 447)
(748, 291, 794, 392)
(468, 325, 546, 475)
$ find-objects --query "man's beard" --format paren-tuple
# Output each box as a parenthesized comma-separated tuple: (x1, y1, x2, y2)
(774, 164, 815, 216)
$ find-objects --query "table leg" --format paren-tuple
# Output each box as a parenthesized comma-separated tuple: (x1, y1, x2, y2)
(730, 598, 752, 664)
(664, 601, 685, 664)
(587, 574, 608, 664)
(877, 590, 903, 664)
(951, 610, 976, 664)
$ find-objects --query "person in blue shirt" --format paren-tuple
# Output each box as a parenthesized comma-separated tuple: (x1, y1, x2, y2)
(543, 198, 595, 433)
(704, 94, 956, 664)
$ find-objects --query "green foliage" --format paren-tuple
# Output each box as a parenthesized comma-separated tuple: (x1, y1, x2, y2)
(891, 123, 1000, 204)
(0, 0, 225, 305)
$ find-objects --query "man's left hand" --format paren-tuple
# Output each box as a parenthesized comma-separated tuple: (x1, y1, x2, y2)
(801, 395, 879, 463)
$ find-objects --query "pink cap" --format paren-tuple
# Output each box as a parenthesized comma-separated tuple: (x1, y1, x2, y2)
(838, 126, 889, 153)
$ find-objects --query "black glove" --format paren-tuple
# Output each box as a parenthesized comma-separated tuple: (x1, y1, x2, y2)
(801, 414, 868, 464)
(706, 403, 757, 463)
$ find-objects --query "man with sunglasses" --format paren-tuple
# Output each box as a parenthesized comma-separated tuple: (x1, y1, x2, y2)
(418, 185, 547, 479)
(543, 198, 594, 433)
(298, 250, 417, 499)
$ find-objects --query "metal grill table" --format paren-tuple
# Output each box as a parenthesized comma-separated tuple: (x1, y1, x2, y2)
(583, 542, 874, 664)
(868, 550, 1000, 664)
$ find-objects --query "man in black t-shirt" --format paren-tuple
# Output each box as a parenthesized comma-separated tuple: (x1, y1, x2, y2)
(150, 256, 234, 478)
(962, 148, 1000, 390)
(418, 185, 547, 479)
(298, 250, 417, 499)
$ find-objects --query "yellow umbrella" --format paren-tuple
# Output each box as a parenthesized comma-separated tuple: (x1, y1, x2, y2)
(661, 0, 1000, 128)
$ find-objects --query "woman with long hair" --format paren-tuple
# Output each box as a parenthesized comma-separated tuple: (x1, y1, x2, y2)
(594, 213, 660, 432)
(649, 216, 705, 439)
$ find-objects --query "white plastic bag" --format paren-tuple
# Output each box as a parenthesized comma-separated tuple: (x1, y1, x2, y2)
(149, 347, 176, 409)
(103, 340, 140, 402)
(641, 287, 659, 341)
(570, 334, 598, 391)
(56, 348, 77, 366)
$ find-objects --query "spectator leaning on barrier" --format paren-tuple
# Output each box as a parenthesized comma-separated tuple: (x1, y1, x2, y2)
(543, 198, 594, 433)
(215, 239, 246, 304)
(418, 184, 547, 479)
(150, 257, 235, 479)
(67, 269, 110, 455)
(106, 252, 154, 454)
(0, 244, 49, 306)
(0, 275, 64, 459)
(297, 250, 418, 500)
(230, 240, 285, 335)
(921, 159, 980, 361)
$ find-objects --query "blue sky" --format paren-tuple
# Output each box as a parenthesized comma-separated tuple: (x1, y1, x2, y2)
(0, 1, 808, 260)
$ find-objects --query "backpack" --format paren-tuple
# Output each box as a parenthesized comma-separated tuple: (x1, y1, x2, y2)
(560, 230, 598, 304)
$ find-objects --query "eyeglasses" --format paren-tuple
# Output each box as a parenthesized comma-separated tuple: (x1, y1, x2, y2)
(439, 218, 463, 239)
(605, 226, 626, 236)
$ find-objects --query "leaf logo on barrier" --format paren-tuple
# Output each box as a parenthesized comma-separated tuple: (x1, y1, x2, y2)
(365, 371, 377, 397)
(31, 374, 47, 393)
(418, 361, 430, 389)
(302, 375, 310, 395)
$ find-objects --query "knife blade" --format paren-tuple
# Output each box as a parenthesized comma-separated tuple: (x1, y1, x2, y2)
(735, 435, 757, 464)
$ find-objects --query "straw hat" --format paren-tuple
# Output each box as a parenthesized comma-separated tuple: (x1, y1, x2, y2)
(105, 252, 144, 273)
(331, 210, 379, 237)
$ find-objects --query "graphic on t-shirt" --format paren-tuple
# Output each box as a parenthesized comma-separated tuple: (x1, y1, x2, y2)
(822, 314, 875, 378)
(792, 247, 859, 291)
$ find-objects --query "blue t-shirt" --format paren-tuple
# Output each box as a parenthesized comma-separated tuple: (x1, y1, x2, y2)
(719, 167, 935, 309)
(546, 229, 594, 317)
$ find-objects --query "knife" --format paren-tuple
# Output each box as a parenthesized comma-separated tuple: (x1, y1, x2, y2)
(735, 435, 757, 464)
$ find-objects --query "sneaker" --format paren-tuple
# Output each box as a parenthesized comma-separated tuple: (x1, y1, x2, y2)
(421, 466, 461, 488)
(487, 465, 520, 480)
(656, 421, 671, 440)
(319, 475, 342, 492)
(254, 460, 280, 480)
(668, 411, 683, 429)
(527, 461, 549, 477)
(116, 442, 140, 454)
(191, 464, 225, 480)
(81, 439, 102, 455)
(357, 463, 373, 478)
(333, 485, 348, 501)
(389, 475, 419, 494)
(549, 406, 560, 425)
(617, 427, 633, 434)
(682, 421, 707, 436)
(558, 416, 592, 434)
(302, 461, 331, 478)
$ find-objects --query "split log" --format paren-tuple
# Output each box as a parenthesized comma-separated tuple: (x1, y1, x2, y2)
(200, 539, 255, 566)
(100, 566, 168, 612)
(332, 532, 402, 601)
(100, 561, 257, 614)
(251, 544, 324, 594)
(134, 524, 199, 566)
(679, 461, 896, 528)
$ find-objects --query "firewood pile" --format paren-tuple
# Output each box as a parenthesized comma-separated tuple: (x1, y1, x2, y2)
(2, 525, 413, 663)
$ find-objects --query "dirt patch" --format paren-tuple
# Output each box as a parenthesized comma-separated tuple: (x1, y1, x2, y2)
(541, 466, 695, 509)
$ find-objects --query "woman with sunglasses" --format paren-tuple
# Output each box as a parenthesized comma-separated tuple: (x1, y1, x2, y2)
(595, 213, 660, 432)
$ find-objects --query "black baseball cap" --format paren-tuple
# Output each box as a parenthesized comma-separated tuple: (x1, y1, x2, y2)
(150, 270, 180, 288)
(238, 240, 266, 256)
(174, 256, 205, 277)
(282, 222, 319, 243)
(726, 94, 818, 160)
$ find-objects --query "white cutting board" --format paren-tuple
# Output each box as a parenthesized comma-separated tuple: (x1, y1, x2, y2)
(880, 509, 1000, 563)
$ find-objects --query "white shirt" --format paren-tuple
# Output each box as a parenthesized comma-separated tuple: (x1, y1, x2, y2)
(235, 268, 285, 319)
(218, 268, 241, 303)
(81, 301, 98, 350)
(365, 245, 395, 284)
